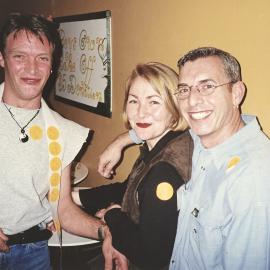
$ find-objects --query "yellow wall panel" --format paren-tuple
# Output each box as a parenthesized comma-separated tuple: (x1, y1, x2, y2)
(1, 0, 270, 186)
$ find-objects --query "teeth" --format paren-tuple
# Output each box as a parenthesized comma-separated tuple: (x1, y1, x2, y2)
(190, 111, 211, 120)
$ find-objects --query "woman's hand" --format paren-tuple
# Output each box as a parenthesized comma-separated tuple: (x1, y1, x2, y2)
(95, 204, 121, 222)
(98, 132, 133, 178)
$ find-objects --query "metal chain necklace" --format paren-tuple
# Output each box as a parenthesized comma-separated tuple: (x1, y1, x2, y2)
(3, 102, 40, 143)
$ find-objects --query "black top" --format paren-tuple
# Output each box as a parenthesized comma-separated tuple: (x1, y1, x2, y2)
(79, 130, 185, 269)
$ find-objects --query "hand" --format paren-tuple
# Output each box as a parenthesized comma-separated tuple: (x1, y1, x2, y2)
(102, 227, 128, 270)
(46, 15, 53, 21)
(98, 143, 121, 178)
(98, 132, 132, 178)
(46, 221, 56, 232)
(95, 204, 121, 222)
(0, 229, 9, 252)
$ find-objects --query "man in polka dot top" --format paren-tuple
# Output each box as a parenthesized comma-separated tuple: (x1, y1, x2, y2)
(0, 13, 125, 270)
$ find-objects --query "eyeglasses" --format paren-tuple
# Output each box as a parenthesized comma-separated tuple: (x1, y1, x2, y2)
(174, 81, 235, 100)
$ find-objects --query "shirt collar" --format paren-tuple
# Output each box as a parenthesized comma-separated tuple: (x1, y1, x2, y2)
(190, 115, 261, 169)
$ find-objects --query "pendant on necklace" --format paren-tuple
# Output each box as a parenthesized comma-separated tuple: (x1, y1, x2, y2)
(19, 129, 29, 143)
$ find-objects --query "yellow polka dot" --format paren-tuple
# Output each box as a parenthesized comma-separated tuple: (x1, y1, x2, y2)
(50, 173, 61, 186)
(53, 219, 61, 232)
(156, 182, 174, 201)
(227, 156, 240, 170)
(50, 157, 62, 171)
(49, 142, 62, 156)
(29, 125, 43, 140)
(47, 126, 59, 140)
(49, 188, 60, 202)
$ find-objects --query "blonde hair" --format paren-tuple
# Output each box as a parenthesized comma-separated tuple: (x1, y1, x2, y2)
(123, 62, 187, 130)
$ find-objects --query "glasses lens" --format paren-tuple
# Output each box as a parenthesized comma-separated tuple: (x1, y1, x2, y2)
(198, 83, 215, 96)
(177, 86, 190, 98)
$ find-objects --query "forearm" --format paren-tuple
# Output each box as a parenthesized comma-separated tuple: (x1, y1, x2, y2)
(79, 182, 127, 215)
(58, 196, 103, 239)
(98, 130, 142, 178)
(58, 165, 103, 239)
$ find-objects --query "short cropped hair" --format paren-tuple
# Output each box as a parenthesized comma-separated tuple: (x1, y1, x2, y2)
(177, 47, 242, 82)
(123, 62, 187, 130)
(0, 13, 62, 71)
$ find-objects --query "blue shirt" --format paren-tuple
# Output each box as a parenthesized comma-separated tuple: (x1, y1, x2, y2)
(170, 115, 270, 270)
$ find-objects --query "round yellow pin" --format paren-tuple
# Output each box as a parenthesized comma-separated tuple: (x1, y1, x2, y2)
(156, 182, 174, 201)
(227, 156, 240, 170)
(29, 125, 43, 140)
(47, 126, 60, 140)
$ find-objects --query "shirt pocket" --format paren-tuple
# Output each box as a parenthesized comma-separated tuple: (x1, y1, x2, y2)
(191, 207, 224, 268)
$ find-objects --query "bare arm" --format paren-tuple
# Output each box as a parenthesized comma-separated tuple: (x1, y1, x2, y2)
(58, 164, 103, 239)
(98, 131, 140, 178)
(59, 164, 128, 269)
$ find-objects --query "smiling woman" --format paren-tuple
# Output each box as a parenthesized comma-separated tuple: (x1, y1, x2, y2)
(125, 76, 175, 150)
(72, 62, 193, 269)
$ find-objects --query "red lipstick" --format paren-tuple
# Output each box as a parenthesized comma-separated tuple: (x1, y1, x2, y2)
(136, 123, 151, 128)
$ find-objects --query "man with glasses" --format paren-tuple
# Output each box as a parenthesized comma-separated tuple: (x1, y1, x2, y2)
(98, 47, 270, 270)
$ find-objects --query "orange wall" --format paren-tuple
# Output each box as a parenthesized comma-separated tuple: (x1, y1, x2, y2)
(1, 0, 270, 187)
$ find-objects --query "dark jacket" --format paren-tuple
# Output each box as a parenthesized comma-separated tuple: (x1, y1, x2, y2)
(79, 130, 193, 269)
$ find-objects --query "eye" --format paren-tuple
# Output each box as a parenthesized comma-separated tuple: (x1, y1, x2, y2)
(127, 98, 137, 104)
(150, 100, 160, 105)
(178, 87, 190, 94)
(201, 83, 215, 91)
(38, 56, 50, 62)
(13, 54, 25, 61)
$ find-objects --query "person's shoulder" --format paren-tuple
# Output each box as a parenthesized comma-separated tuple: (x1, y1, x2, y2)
(46, 108, 90, 142)
(242, 131, 270, 167)
(146, 161, 184, 187)
(50, 109, 88, 130)
(162, 130, 193, 154)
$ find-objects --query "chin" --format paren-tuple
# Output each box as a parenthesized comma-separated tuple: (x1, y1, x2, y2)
(191, 126, 212, 137)
(134, 131, 148, 141)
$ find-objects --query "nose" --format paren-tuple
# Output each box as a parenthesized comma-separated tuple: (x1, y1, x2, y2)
(25, 58, 38, 75)
(137, 103, 148, 118)
(188, 87, 204, 106)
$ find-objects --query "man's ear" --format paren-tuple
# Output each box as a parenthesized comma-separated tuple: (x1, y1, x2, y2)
(231, 81, 246, 107)
(0, 52, 5, 68)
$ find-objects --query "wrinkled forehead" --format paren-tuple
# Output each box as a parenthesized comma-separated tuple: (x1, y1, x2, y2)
(178, 56, 228, 84)
(6, 29, 52, 51)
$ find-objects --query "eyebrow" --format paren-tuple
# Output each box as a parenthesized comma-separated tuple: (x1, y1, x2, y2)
(128, 93, 161, 99)
(178, 79, 216, 87)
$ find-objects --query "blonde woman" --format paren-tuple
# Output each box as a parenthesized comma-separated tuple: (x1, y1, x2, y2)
(73, 62, 193, 270)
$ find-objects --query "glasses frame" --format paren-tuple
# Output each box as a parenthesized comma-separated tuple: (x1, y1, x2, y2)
(174, 81, 235, 100)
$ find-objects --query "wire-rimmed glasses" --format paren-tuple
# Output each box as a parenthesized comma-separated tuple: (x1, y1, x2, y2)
(174, 81, 235, 100)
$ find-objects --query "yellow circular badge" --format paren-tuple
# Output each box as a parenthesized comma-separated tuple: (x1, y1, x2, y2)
(49, 188, 60, 202)
(50, 173, 61, 186)
(227, 156, 240, 170)
(50, 157, 62, 171)
(49, 142, 62, 156)
(47, 126, 59, 140)
(156, 182, 174, 201)
(29, 125, 43, 140)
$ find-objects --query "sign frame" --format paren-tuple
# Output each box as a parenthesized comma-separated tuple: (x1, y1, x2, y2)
(54, 11, 112, 118)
